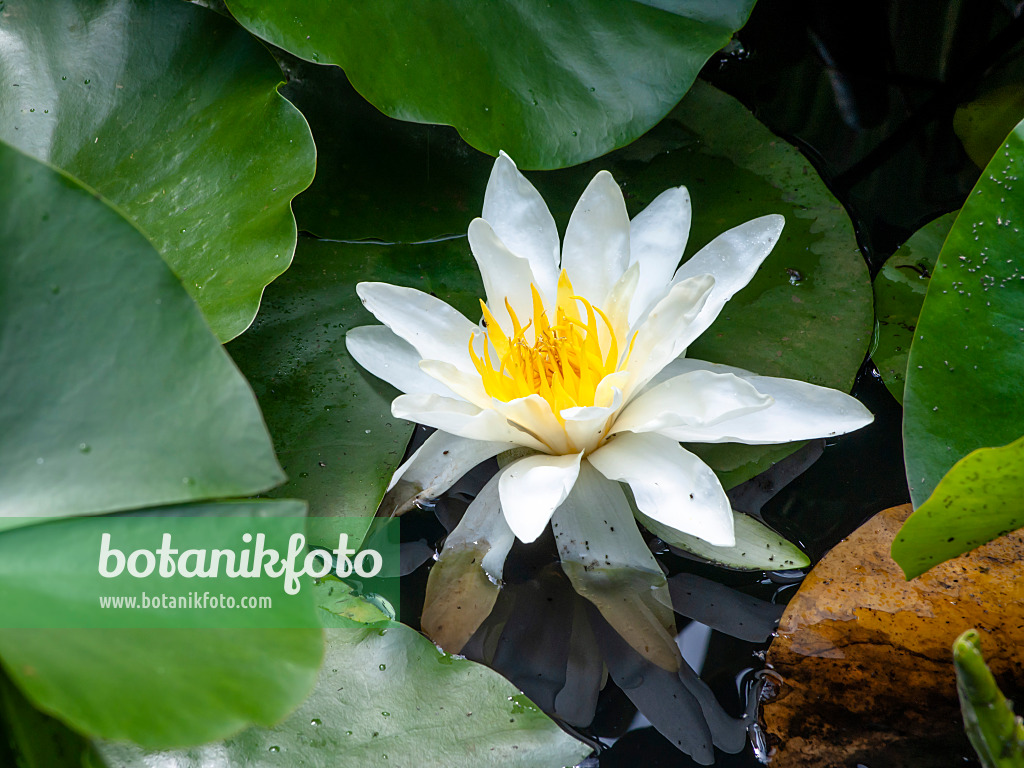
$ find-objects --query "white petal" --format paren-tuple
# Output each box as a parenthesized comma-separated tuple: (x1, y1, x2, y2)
(551, 462, 680, 671)
(392, 393, 545, 451)
(603, 262, 640, 348)
(610, 369, 773, 436)
(498, 452, 583, 543)
(481, 151, 560, 299)
(346, 325, 456, 398)
(670, 214, 785, 338)
(418, 359, 492, 410)
(560, 372, 628, 453)
(561, 170, 630, 307)
(628, 186, 691, 324)
(623, 274, 714, 395)
(641, 358, 874, 444)
(385, 430, 510, 513)
(356, 282, 478, 371)
(442, 471, 516, 581)
(588, 431, 735, 546)
(468, 218, 541, 333)
(494, 394, 572, 455)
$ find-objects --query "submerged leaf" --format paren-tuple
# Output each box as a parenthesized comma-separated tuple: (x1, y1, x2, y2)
(872, 212, 955, 404)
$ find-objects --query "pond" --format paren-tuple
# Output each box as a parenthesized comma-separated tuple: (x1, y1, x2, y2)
(1, 1, 1023, 767)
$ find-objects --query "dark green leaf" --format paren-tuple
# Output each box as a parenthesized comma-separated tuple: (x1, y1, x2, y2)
(0, 141, 283, 526)
(224, 0, 756, 169)
(0, 0, 315, 340)
(902, 118, 1024, 506)
(872, 212, 955, 404)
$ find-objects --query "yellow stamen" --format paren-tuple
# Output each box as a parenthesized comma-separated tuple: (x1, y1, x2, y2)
(470, 270, 638, 415)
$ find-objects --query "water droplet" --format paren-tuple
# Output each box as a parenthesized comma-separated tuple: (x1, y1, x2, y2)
(78, 443, 91, 453)
(381, 711, 390, 717)
(84, 79, 91, 84)
(61, 76, 67, 81)
(571, 130, 578, 136)
(378, 663, 386, 671)
(35, 457, 44, 465)
(267, 745, 280, 753)
(182, 476, 195, 486)
(310, 718, 322, 726)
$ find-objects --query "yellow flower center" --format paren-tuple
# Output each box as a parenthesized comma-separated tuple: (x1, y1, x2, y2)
(469, 271, 635, 415)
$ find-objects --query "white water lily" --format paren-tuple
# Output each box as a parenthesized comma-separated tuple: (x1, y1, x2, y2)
(347, 152, 873, 553)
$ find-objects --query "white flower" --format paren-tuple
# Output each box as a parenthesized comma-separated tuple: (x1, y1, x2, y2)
(347, 152, 873, 551)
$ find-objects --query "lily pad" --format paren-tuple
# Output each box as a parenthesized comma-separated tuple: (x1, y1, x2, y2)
(94, 580, 591, 768)
(226, 237, 483, 547)
(902, 117, 1024, 506)
(0, 141, 283, 526)
(872, 212, 956, 404)
(0, 0, 315, 340)
(0, 499, 323, 749)
(892, 434, 1024, 580)
(223, 0, 755, 170)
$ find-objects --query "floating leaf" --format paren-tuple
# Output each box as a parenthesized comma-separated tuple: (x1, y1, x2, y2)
(0, 500, 322, 749)
(902, 117, 1024, 506)
(892, 434, 1024, 579)
(0, 0, 315, 340)
(0, 141, 283, 526)
(226, 237, 483, 547)
(872, 212, 955, 404)
(94, 580, 590, 768)
(224, 0, 756, 169)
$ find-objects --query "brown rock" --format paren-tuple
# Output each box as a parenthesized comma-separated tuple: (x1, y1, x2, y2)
(764, 504, 1024, 768)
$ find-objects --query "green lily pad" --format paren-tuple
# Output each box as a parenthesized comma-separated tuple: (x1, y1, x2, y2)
(93, 580, 591, 768)
(892, 435, 1024, 580)
(223, 0, 755, 170)
(872, 211, 956, 404)
(0, 499, 323, 749)
(226, 237, 483, 547)
(0, 141, 283, 526)
(0, 0, 315, 340)
(902, 118, 1024, 507)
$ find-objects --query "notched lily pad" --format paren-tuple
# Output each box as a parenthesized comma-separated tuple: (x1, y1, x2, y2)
(0, 0, 315, 340)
